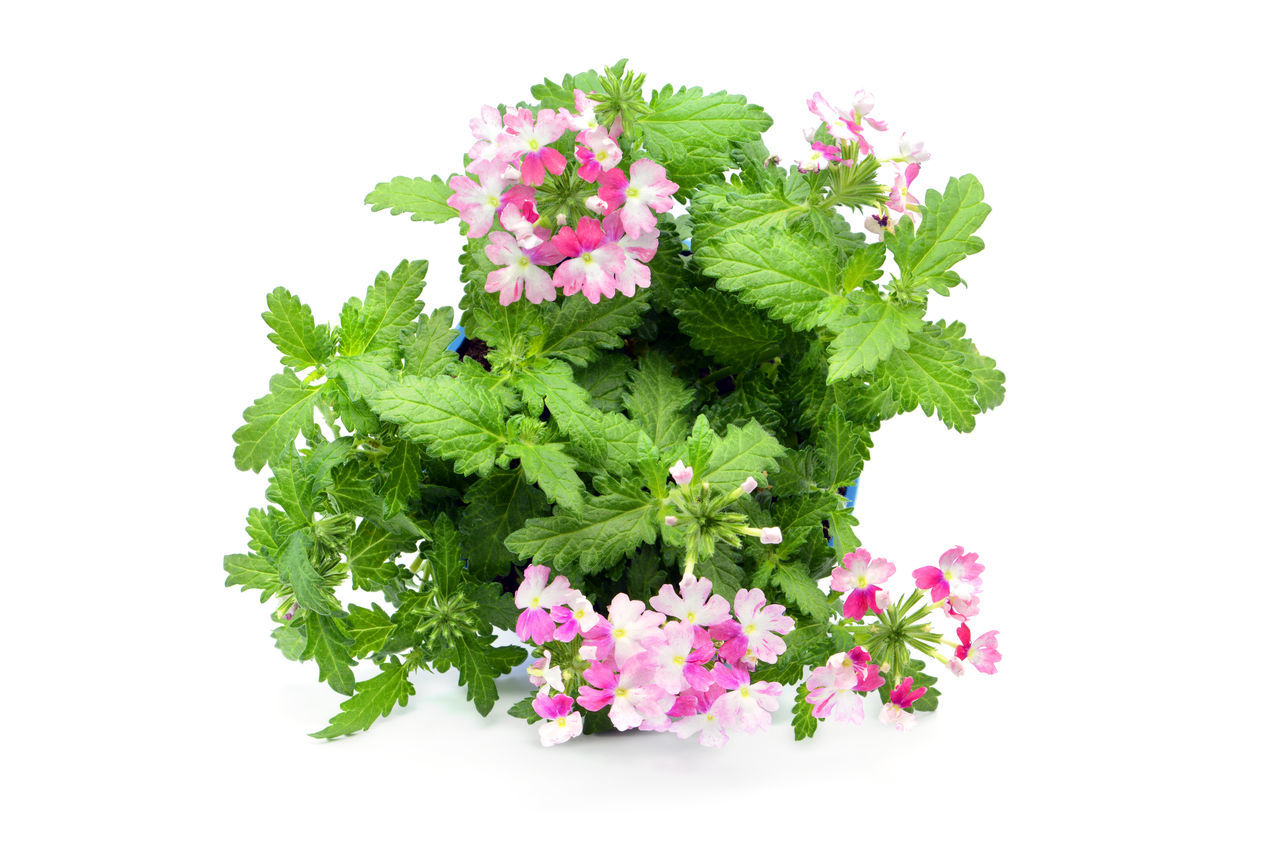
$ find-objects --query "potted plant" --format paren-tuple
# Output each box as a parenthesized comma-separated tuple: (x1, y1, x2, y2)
(225, 60, 1004, 745)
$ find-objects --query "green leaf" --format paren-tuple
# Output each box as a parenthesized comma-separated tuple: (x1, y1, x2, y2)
(817, 410, 872, 487)
(672, 287, 787, 367)
(840, 242, 886, 291)
(223, 553, 281, 602)
(537, 293, 647, 366)
(511, 441, 585, 513)
(276, 531, 341, 616)
(826, 292, 925, 381)
(424, 514, 464, 596)
(327, 351, 396, 401)
(637, 85, 771, 197)
(530, 67, 608, 110)
(369, 375, 509, 476)
(623, 352, 694, 453)
(303, 612, 356, 696)
(689, 172, 812, 247)
(340, 260, 428, 355)
(232, 371, 321, 472)
(272, 624, 307, 661)
(365, 176, 457, 223)
(266, 449, 316, 526)
(936, 320, 1006, 413)
(574, 353, 630, 413)
(701, 420, 786, 492)
(887, 174, 990, 295)
(438, 634, 528, 716)
(310, 659, 415, 738)
(514, 360, 606, 463)
(792, 684, 819, 740)
(506, 480, 660, 573)
(402, 307, 459, 378)
(699, 547, 745, 601)
(876, 325, 980, 432)
(245, 506, 297, 558)
(263, 287, 333, 369)
(460, 470, 549, 580)
(378, 438, 421, 516)
(773, 561, 833, 620)
(507, 694, 541, 724)
(696, 227, 842, 332)
(346, 519, 411, 591)
(346, 603, 396, 657)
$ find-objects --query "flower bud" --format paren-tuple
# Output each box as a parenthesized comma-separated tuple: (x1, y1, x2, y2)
(664, 515, 678, 527)
(760, 527, 783, 545)
(740, 476, 758, 495)
(584, 195, 608, 214)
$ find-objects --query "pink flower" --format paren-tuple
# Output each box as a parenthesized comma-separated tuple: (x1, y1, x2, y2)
(913, 546, 984, 620)
(732, 587, 795, 664)
(513, 565, 574, 644)
(574, 127, 622, 182)
(467, 104, 508, 164)
(669, 687, 729, 747)
(446, 160, 515, 238)
(799, 142, 842, 172)
(526, 653, 564, 694)
(668, 459, 694, 486)
(887, 163, 923, 223)
(532, 693, 582, 746)
(708, 663, 783, 734)
(805, 648, 884, 723)
(497, 196, 544, 249)
(497, 108, 568, 186)
(956, 623, 1001, 675)
(650, 576, 732, 626)
(865, 212, 895, 237)
(602, 593, 665, 665)
(578, 618, 614, 663)
(550, 594, 599, 643)
(740, 477, 758, 494)
(806, 92, 877, 155)
(879, 676, 928, 732)
(851, 88, 888, 131)
(549, 216, 625, 303)
(483, 232, 557, 306)
(577, 655, 670, 732)
(601, 212, 657, 297)
(560, 89, 603, 135)
(664, 515, 678, 527)
(648, 622, 716, 693)
(597, 159, 678, 239)
(899, 133, 931, 163)
(831, 549, 896, 621)
(759, 527, 783, 545)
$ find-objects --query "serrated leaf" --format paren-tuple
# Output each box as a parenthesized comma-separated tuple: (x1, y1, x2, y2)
(402, 308, 459, 378)
(887, 174, 990, 295)
(773, 561, 833, 620)
(701, 420, 786, 492)
(276, 531, 341, 616)
(272, 624, 307, 660)
(696, 227, 842, 332)
(936, 320, 1006, 413)
(365, 175, 457, 223)
(841, 242, 887, 290)
(792, 684, 819, 740)
(346, 603, 396, 657)
(574, 353, 630, 413)
(826, 292, 925, 381)
(623, 352, 694, 453)
(232, 371, 322, 472)
(340, 260, 428, 356)
(327, 351, 396, 401)
(263, 287, 333, 369)
(536, 292, 647, 367)
(223, 553, 281, 602)
(515, 360, 607, 463)
(439, 634, 528, 716)
(699, 547, 745, 601)
(266, 450, 316, 526)
(310, 660, 415, 738)
(303, 612, 356, 696)
(689, 172, 812, 247)
(505, 482, 659, 573)
(460, 470, 548, 580)
(347, 519, 411, 591)
(511, 441, 585, 513)
(876, 325, 980, 432)
(424, 514, 464, 596)
(672, 287, 787, 367)
(817, 410, 872, 488)
(369, 375, 508, 476)
(378, 438, 421, 516)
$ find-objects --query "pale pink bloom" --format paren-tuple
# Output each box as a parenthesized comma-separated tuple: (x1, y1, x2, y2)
(799, 142, 841, 173)
(584, 195, 608, 215)
(549, 595, 600, 643)
(498, 198, 543, 249)
(831, 548, 896, 621)
(741, 476, 759, 494)
(560, 89, 602, 135)
(948, 657, 966, 676)
(852, 89, 888, 131)
(913, 546, 984, 620)
(446, 160, 514, 238)
(578, 655, 669, 731)
(497, 108, 568, 186)
(956, 623, 1001, 674)
(732, 587, 794, 664)
(650, 576, 732, 626)
(574, 127, 622, 182)
(887, 163, 923, 223)
(664, 515, 678, 527)
(579, 618, 614, 663)
(865, 212, 895, 237)
(806, 92, 875, 154)
(709, 663, 782, 734)
(899, 133, 931, 163)
(550, 216, 625, 303)
(603, 593, 665, 665)
(805, 647, 884, 723)
(760, 527, 783, 545)
(669, 459, 694, 486)
(601, 211, 657, 297)
(483, 232, 557, 306)
(527, 653, 565, 692)
(467, 104, 509, 164)
(669, 687, 729, 747)
(879, 676, 928, 732)
(514, 565, 575, 644)
(533, 693, 583, 746)
(648, 622, 716, 694)
(597, 159, 679, 239)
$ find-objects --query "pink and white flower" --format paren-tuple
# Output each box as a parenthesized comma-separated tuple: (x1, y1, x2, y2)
(913, 546, 984, 620)
(899, 133, 931, 163)
(726, 587, 795, 664)
(708, 663, 783, 734)
(650, 575, 732, 626)
(799, 142, 842, 172)
(467, 104, 508, 164)
(574, 127, 623, 182)
(669, 687, 729, 747)
(497, 108, 568, 186)
(560, 89, 603, 135)
(648, 622, 716, 693)
(514, 564, 575, 644)
(550, 594, 600, 643)
(805, 647, 884, 723)
(668, 459, 694, 486)
(831, 548, 896, 621)
(597, 159, 679, 239)
(865, 212, 895, 237)
(497, 197, 544, 250)
(532, 693, 583, 746)
(601, 211, 657, 297)
(879, 677, 928, 732)
(526, 653, 565, 694)
(550, 216, 625, 303)
(887, 163, 923, 223)
(483, 231, 558, 306)
(602, 593, 665, 665)
(759, 527, 783, 545)
(955, 623, 1001, 674)
(446, 160, 515, 238)
(578, 655, 670, 731)
(806, 92, 878, 154)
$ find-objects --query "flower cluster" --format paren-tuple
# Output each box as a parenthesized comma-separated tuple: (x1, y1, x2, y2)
(447, 91, 678, 306)
(515, 567, 795, 747)
(800, 90, 931, 237)
(805, 546, 1002, 733)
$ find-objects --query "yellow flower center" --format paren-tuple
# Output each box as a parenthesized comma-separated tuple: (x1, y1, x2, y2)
(557, 717, 568, 728)
(740, 687, 751, 698)
(686, 611, 697, 622)
(615, 687, 628, 698)
(582, 252, 593, 263)
(673, 655, 686, 666)
(612, 627, 625, 639)
(528, 139, 540, 151)
(530, 596, 540, 607)
(626, 187, 640, 199)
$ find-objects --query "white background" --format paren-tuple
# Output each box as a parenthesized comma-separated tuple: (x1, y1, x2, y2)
(3, 1, 1276, 850)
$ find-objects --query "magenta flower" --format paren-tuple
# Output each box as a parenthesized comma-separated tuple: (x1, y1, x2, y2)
(669, 686, 729, 747)
(831, 548, 896, 621)
(650, 576, 732, 626)
(668, 459, 694, 486)
(446, 160, 515, 238)
(805, 647, 884, 723)
(602, 592, 665, 665)
(708, 663, 783, 734)
(799, 142, 842, 173)
(578, 617, 614, 664)
(550, 216, 625, 303)
(578, 655, 669, 732)
(574, 127, 622, 182)
(514, 564, 574, 644)
(806, 91, 878, 155)
(497, 194, 545, 250)
(955, 623, 1001, 675)
(732, 587, 795, 664)
(913, 546, 984, 620)
(601, 212, 657, 297)
(549, 594, 599, 643)
(497, 107, 568, 186)
(483, 232, 558, 306)
(532, 693, 582, 746)
(879, 676, 928, 732)
(887, 163, 923, 223)
(597, 159, 679, 239)
(467, 104, 508, 164)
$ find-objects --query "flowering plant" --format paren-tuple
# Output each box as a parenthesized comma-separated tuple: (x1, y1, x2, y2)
(225, 61, 1005, 744)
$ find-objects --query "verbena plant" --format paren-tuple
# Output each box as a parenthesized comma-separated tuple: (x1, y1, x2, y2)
(225, 61, 1004, 745)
